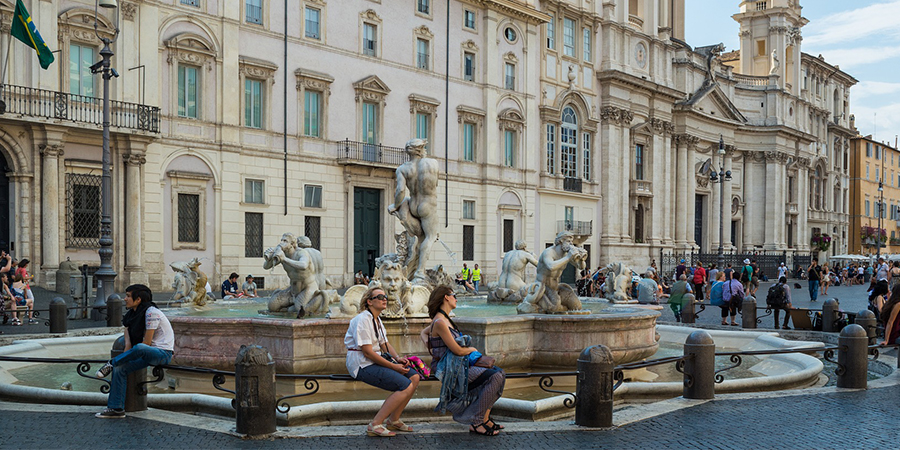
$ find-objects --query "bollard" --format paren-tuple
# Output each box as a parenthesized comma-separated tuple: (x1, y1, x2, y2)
(575, 345, 614, 427)
(854, 309, 877, 345)
(822, 299, 840, 332)
(681, 293, 696, 324)
(741, 295, 757, 329)
(683, 330, 715, 399)
(836, 324, 868, 389)
(110, 336, 147, 412)
(49, 297, 68, 334)
(106, 294, 123, 327)
(235, 345, 276, 436)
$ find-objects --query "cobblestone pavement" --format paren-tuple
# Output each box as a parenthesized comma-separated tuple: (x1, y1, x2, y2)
(1, 380, 898, 450)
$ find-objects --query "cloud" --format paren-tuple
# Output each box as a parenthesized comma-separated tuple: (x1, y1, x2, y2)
(803, 1, 900, 47)
(852, 103, 900, 140)
(810, 46, 900, 70)
(854, 81, 900, 99)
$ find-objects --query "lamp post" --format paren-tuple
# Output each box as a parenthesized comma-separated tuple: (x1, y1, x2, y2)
(878, 180, 884, 260)
(91, 0, 120, 315)
(710, 135, 732, 271)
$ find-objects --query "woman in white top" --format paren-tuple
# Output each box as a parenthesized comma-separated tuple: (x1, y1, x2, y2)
(344, 287, 420, 437)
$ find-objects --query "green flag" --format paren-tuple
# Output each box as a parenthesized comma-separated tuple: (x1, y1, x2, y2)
(10, 0, 55, 69)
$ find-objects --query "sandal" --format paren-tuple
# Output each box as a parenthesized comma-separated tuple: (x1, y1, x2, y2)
(730, 322, 739, 326)
(386, 420, 414, 432)
(721, 321, 728, 326)
(484, 418, 504, 430)
(469, 421, 499, 436)
(366, 423, 395, 437)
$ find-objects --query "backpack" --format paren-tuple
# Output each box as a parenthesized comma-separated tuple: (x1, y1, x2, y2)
(728, 280, 743, 306)
(766, 283, 787, 308)
(739, 266, 751, 283)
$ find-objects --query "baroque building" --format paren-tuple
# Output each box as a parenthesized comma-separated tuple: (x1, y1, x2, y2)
(0, 0, 855, 292)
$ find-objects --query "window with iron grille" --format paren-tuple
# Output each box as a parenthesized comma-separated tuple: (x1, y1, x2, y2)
(245, 179, 264, 204)
(305, 216, 321, 250)
(503, 219, 514, 252)
(245, 212, 263, 257)
(66, 173, 101, 248)
(252, 277, 265, 289)
(177, 193, 200, 243)
(463, 225, 474, 261)
(304, 185, 322, 208)
(463, 200, 475, 219)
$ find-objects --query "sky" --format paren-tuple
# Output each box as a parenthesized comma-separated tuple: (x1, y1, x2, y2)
(685, 0, 900, 146)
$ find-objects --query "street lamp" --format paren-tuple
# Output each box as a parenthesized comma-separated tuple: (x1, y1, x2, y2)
(91, 0, 120, 315)
(878, 181, 884, 260)
(710, 135, 732, 270)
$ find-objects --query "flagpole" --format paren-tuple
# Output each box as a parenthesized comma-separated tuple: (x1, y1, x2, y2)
(1, 22, 12, 111)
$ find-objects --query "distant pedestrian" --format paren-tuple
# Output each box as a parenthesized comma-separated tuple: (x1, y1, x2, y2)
(767, 276, 792, 329)
(777, 263, 788, 281)
(668, 274, 692, 322)
(739, 259, 753, 292)
(472, 264, 482, 293)
(692, 262, 706, 301)
(721, 271, 744, 326)
(807, 259, 821, 302)
(891, 262, 900, 290)
(675, 259, 687, 280)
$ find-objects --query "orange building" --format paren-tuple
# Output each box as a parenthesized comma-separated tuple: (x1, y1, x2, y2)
(849, 136, 900, 255)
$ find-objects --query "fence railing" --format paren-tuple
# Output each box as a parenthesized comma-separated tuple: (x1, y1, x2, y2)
(335, 139, 409, 166)
(660, 250, 811, 280)
(0, 83, 160, 133)
(558, 220, 592, 236)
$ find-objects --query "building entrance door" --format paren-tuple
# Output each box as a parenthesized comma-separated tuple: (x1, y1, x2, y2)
(694, 195, 705, 252)
(354, 188, 381, 277)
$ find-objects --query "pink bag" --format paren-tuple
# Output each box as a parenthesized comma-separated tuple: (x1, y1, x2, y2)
(406, 355, 431, 378)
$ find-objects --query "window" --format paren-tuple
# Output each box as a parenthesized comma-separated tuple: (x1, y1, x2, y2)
(563, 18, 575, 57)
(416, 112, 430, 146)
(304, 185, 322, 208)
(866, 164, 870, 180)
(464, 10, 475, 29)
(417, 0, 430, 15)
(583, 132, 591, 181)
(756, 1, 767, 11)
(503, 219, 514, 252)
(66, 173, 101, 248)
(363, 23, 377, 56)
(246, 0, 262, 24)
(69, 43, 94, 97)
(635, 144, 645, 180)
(304, 90, 321, 137)
(464, 52, 475, 81)
(177, 65, 199, 118)
(546, 14, 555, 49)
(245, 212, 263, 257)
(245, 179, 264, 204)
(756, 40, 766, 57)
(362, 101, 378, 144)
(463, 200, 475, 219)
(244, 78, 263, 128)
(565, 206, 574, 225)
(463, 122, 475, 161)
(546, 124, 556, 174)
(463, 225, 474, 260)
(788, 176, 794, 202)
(504, 27, 517, 42)
(305, 216, 321, 250)
(305, 7, 320, 39)
(583, 27, 591, 61)
(178, 193, 200, 243)
(181, 0, 199, 6)
(417, 38, 430, 70)
(867, 142, 872, 157)
(866, 200, 870, 217)
(561, 107, 577, 178)
(504, 63, 515, 90)
(504, 130, 515, 167)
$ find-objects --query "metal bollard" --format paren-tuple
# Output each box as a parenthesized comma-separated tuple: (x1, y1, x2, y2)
(836, 324, 868, 389)
(49, 297, 68, 334)
(575, 345, 614, 427)
(681, 293, 696, 324)
(235, 345, 276, 436)
(110, 335, 147, 412)
(822, 298, 840, 332)
(106, 294, 123, 327)
(854, 309, 877, 345)
(741, 295, 757, 329)
(683, 330, 715, 399)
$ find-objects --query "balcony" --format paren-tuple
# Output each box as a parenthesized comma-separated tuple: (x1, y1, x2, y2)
(558, 220, 592, 236)
(733, 73, 771, 88)
(628, 14, 644, 29)
(630, 179, 653, 197)
(0, 83, 159, 133)
(335, 139, 409, 168)
(563, 177, 582, 193)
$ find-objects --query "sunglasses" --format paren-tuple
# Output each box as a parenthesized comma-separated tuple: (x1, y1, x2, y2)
(447, 293, 457, 298)
(372, 294, 387, 301)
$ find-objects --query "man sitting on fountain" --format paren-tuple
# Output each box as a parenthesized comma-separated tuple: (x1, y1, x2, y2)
(264, 233, 335, 317)
(95, 284, 174, 418)
(517, 231, 587, 314)
(388, 139, 439, 284)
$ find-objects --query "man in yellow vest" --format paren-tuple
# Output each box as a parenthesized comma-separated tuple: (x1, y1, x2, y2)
(461, 264, 470, 283)
(472, 264, 482, 293)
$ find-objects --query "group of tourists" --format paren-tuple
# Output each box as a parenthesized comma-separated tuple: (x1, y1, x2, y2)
(0, 252, 36, 326)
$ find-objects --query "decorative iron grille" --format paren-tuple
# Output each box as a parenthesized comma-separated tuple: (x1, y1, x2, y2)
(177, 194, 200, 243)
(305, 216, 321, 250)
(503, 219, 514, 252)
(463, 225, 474, 261)
(245, 212, 263, 257)
(66, 173, 101, 248)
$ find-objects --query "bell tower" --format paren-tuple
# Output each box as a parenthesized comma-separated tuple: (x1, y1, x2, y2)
(732, 0, 807, 94)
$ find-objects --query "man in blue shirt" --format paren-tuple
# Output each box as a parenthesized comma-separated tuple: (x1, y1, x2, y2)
(221, 272, 240, 299)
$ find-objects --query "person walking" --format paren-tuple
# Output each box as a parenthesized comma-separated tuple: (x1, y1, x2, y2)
(471, 264, 482, 293)
(691, 262, 706, 301)
(668, 274, 692, 322)
(777, 263, 788, 281)
(767, 276, 792, 329)
(821, 264, 831, 296)
(721, 271, 744, 326)
(807, 259, 821, 302)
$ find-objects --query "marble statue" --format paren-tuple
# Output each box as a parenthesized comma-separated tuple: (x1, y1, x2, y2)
(388, 139, 439, 284)
(170, 258, 214, 306)
(328, 259, 430, 319)
(602, 262, 634, 304)
(516, 231, 588, 314)
(488, 240, 538, 304)
(770, 49, 780, 75)
(264, 232, 338, 317)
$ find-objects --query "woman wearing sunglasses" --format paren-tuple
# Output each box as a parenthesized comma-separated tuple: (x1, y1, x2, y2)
(344, 287, 420, 437)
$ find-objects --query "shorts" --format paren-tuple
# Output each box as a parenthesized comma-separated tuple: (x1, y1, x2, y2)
(355, 363, 417, 392)
(751, 278, 760, 287)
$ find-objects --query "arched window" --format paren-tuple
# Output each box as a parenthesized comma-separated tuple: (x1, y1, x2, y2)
(561, 106, 578, 178)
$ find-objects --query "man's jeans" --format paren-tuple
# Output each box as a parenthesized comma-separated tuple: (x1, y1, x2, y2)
(107, 343, 173, 410)
(473, 280, 480, 292)
(808, 280, 820, 302)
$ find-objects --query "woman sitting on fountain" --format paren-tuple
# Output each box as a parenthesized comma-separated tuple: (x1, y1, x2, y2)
(420, 285, 506, 436)
(344, 287, 420, 437)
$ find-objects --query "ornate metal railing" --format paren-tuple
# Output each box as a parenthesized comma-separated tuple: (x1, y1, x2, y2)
(558, 220, 592, 236)
(0, 83, 159, 132)
(335, 139, 409, 167)
(711, 346, 842, 382)
(563, 177, 582, 193)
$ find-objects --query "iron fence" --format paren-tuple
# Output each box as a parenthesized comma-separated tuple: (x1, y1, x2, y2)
(335, 139, 409, 166)
(660, 250, 811, 281)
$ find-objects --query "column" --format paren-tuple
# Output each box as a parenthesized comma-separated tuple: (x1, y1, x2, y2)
(686, 138, 697, 249)
(723, 148, 734, 249)
(764, 154, 778, 249)
(40, 144, 63, 279)
(123, 153, 147, 285)
(674, 135, 687, 248)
